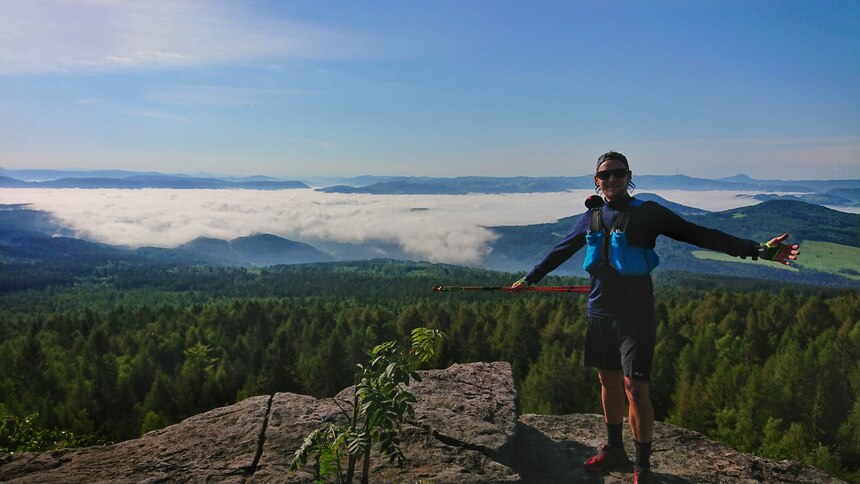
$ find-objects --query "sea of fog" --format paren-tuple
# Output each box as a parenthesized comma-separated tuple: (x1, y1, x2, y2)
(0, 188, 848, 265)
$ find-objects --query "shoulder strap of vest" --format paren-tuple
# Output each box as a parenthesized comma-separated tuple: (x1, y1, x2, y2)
(589, 208, 603, 233)
(610, 197, 642, 232)
(611, 212, 631, 232)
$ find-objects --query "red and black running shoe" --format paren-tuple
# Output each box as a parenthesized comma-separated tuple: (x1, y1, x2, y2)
(633, 466, 653, 484)
(583, 443, 629, 472)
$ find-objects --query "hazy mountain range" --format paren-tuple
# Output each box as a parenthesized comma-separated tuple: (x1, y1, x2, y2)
(316, 174, 860, 198)
(1, 168, 858, 205)
(0, 171, 308, 190)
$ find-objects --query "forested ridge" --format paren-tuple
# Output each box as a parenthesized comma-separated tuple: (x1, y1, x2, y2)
(1, 260, 858, 480)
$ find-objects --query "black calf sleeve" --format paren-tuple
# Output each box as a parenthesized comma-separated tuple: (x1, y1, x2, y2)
(634, 439, 652, 469)
(607, 422, 623, 448)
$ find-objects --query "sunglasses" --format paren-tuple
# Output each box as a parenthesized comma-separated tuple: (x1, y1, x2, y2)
(596, 168, 630, 181)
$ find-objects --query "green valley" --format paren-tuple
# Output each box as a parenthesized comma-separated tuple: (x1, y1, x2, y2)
(693, 240, 860, 281)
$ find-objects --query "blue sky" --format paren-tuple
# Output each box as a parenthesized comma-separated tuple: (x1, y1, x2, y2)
(1, 1, 858, 179)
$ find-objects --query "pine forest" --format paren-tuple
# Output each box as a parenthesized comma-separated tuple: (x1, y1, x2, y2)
(1, 261, 859, 480)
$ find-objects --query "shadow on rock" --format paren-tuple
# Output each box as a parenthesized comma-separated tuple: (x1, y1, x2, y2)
(504, 418, 696, 484)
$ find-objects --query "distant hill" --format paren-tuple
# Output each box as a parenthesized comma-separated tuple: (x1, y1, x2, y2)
(632, 193, 709, 215)
(753, 187, 860, 207)
(317, 174, 860, 195)
(716, 174, 860, 192)
(0, 207, 124, 262)
(4, 234, 124, 261)
(179, 234, 333, 266)
(0, 167, 166, 181)
(302, 175, 399, 188)
(0, 204, 331, 267)
(634, 174, 781, 191)
(0, 176, 29, 187)
(828, 187, 860, 200)
(689, 199, 858, 246)
(317, 176, 591, 194)
(0, 203, 75, 237)
(0, 175, 309, 190)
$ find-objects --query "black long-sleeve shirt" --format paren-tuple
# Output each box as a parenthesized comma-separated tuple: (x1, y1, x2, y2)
(524, 195, 760, 318)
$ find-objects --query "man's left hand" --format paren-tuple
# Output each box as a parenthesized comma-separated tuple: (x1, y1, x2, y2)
(760, 233, 800, 265)
(510, 278, 529, 293)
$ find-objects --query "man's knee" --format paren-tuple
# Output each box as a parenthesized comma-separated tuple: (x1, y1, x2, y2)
(598, 369, 623, 388)
(624, 377, 650, 403)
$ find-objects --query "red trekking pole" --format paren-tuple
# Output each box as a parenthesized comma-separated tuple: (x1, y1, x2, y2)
(431, 285, 590, 293)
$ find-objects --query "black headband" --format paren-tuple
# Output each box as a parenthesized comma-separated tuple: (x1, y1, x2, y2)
(596, 151, 629, 172)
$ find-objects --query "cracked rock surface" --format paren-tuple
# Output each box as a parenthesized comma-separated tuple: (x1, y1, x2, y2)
(0, 395, 271, 483)
(252, 361, 519, 483)
(0, 361, 845, 483)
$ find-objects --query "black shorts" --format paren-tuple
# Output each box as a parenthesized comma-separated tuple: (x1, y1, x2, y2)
(584, 313, 657, 381)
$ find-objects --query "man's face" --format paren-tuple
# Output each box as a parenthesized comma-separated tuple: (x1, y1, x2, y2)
(594, 159, 631, 201)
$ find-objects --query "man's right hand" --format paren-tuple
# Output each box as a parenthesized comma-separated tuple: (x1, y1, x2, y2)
(759, 233, 800, 265)
(510, 278, 529, 293)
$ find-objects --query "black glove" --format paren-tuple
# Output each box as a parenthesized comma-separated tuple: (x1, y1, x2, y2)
(757, 240, 792, 262)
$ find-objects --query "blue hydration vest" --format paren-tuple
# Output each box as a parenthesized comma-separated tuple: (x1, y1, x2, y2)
(583, 198, 660, 276)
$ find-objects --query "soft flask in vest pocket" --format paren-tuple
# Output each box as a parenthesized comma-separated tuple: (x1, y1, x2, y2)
(583, 231, 605, 273)
(609, 230, 660, 276)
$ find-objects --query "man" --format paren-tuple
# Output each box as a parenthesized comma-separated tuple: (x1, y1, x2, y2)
(511, 151, 799, 484)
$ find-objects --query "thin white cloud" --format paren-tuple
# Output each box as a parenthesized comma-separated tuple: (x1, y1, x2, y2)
(0, 0, 376, 75)
(123, 110, 188, 122)
(0, 188, 771, 265)
(144, 85, 322, 108)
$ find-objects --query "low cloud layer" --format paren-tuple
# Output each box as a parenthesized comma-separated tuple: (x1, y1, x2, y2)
(0, 188, 769, 265)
